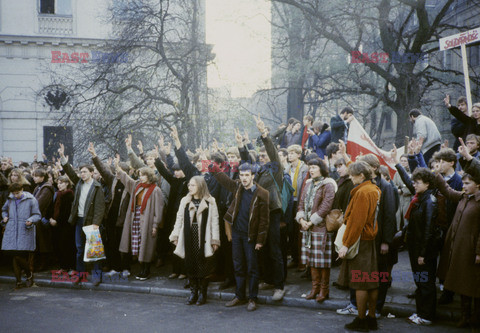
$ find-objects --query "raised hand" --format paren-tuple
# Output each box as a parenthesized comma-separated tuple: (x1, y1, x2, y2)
(254, 115, 266, 135)
(170, 125, 181, 149)
(441, 139, 449, 149)
(413, 138, 422, 154)
(158, 135, 164, 149)
(243, 130, 250, 143)
(42, 153, 47, 161)
(407, 139, 415, 155)
(113, 154, 121, 170)
(458, 137, 473, 161)
(391, 144, 399, 164)
(125, 134, 132, 149)
(58, 143, 65, 158)
(137, 140, 144, 154)
(87, 142, 96, 157)
(444, 94, 451, 108)
(234, 128, 243, 147)
(107, 157, 112, 165)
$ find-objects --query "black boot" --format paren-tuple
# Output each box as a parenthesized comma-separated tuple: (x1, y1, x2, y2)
(186, 279, 198, 305)
(456, 295, 471, 328)
(470, 297, 480, 328)
(196, 278, 209, 306)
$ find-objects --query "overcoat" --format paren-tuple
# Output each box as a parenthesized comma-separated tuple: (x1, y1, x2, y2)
(117, 169, 164, 262)
(1, 192, 41, 251)
(435, 174, 480, 297)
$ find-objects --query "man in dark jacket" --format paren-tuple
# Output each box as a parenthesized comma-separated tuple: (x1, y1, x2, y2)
(330, 107, 354, 144)
(59, 144, 105, 285)
(211, 163, 269, 311)
(435, 148, 463, 305)
(238, 116, 286, 301)
(88, 143, 131, 278)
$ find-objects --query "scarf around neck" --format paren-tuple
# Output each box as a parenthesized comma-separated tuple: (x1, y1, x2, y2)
(131, 183, 156, 214)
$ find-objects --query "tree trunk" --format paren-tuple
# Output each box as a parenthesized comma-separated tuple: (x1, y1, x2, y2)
(287, 81, 305, 121)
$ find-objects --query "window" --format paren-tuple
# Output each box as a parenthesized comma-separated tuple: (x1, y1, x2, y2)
(40, 0, 55, 14)
(385, 112, 392, 131)
(39, 0, 72, 15)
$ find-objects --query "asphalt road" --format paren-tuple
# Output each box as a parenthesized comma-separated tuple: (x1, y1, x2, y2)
(0, 283, 465, 333)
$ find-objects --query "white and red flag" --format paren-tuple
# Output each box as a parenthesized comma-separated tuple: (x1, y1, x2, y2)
(346, 118, 404, 179)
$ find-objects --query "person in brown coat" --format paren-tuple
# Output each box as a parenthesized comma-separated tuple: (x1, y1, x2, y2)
(296, 158, 336, 303)
(436, 142, 480, 328)
(49, 175, 75, 271)
(114, 156, 164, 281)
(32, 168, 55, 271)
(210, 162, 269, 311)
(337, 161, 380, 331)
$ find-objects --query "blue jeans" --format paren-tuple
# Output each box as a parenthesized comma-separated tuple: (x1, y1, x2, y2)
(75, 217, 101, 279)
(232, 231, 259, 300)
(263, 210, 285, 289)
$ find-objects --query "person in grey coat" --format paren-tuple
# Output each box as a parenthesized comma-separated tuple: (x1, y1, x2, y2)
(1, 183, 41, 289)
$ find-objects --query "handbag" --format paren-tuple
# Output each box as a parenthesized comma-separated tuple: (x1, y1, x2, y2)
(334, 224, 360, 259)
(325, 209, 343, 232)
(334, 189, 381, 260)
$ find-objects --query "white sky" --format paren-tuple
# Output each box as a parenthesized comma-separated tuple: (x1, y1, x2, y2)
(205, 0, 271, 98)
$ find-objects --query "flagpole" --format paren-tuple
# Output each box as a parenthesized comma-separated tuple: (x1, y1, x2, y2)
(460, 44, 473, 115)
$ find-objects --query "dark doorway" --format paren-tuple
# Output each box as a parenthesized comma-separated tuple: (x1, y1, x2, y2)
(43, 126, 73, 163)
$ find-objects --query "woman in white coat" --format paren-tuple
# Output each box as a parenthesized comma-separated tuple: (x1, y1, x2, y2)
(170, 175, 220, 306)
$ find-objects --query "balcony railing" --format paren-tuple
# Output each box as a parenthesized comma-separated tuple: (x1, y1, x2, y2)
(38, 15, 73, 35)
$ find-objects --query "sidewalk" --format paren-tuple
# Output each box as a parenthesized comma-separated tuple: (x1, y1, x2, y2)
(0, 250, 461, 321)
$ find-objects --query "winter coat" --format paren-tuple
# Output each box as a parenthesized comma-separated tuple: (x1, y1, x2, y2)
(284, 131, 302, 147)
(330, 115, 348, 143)
(374, 175, 398, 266)
(308, 130, 331, 159)
(92, 156, 130, 228)
(52, 190, 74, 225)
(169, 195, 220, 259)
(1, 192, 41, 251)
(61, 160, 105, 227)
(406, 189, 439, 259)
(117, 169, 164, 262)
(213, 172, 270, 244)
(33, 182, 55, 253)
(434, 174, 480, 297)
(448, 105, 480, 138)
(285, 161, 309, 202)
(239, 135, 283, 212)
(295, 177, 337, 228)
(332, 175, 354, 212)
(342, 180, 380, 248)
(154, 157, 189, 232)
(174, 146, 222, 202)
(127, 148, 170, 206)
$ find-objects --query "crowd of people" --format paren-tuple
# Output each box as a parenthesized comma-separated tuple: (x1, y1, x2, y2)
(1, 95, 480, 331)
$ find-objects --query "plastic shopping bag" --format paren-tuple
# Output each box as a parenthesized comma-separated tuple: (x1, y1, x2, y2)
(82, 225, 106, 262)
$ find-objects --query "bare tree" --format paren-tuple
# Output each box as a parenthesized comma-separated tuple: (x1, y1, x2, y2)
(49, 0, 212, 161)
(271, 0, 480, 145)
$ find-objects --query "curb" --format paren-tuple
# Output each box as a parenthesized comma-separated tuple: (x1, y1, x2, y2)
(0, 275, 458, 321)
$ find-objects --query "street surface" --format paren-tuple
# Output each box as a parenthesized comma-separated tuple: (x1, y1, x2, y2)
(0, 283, 465, 333)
